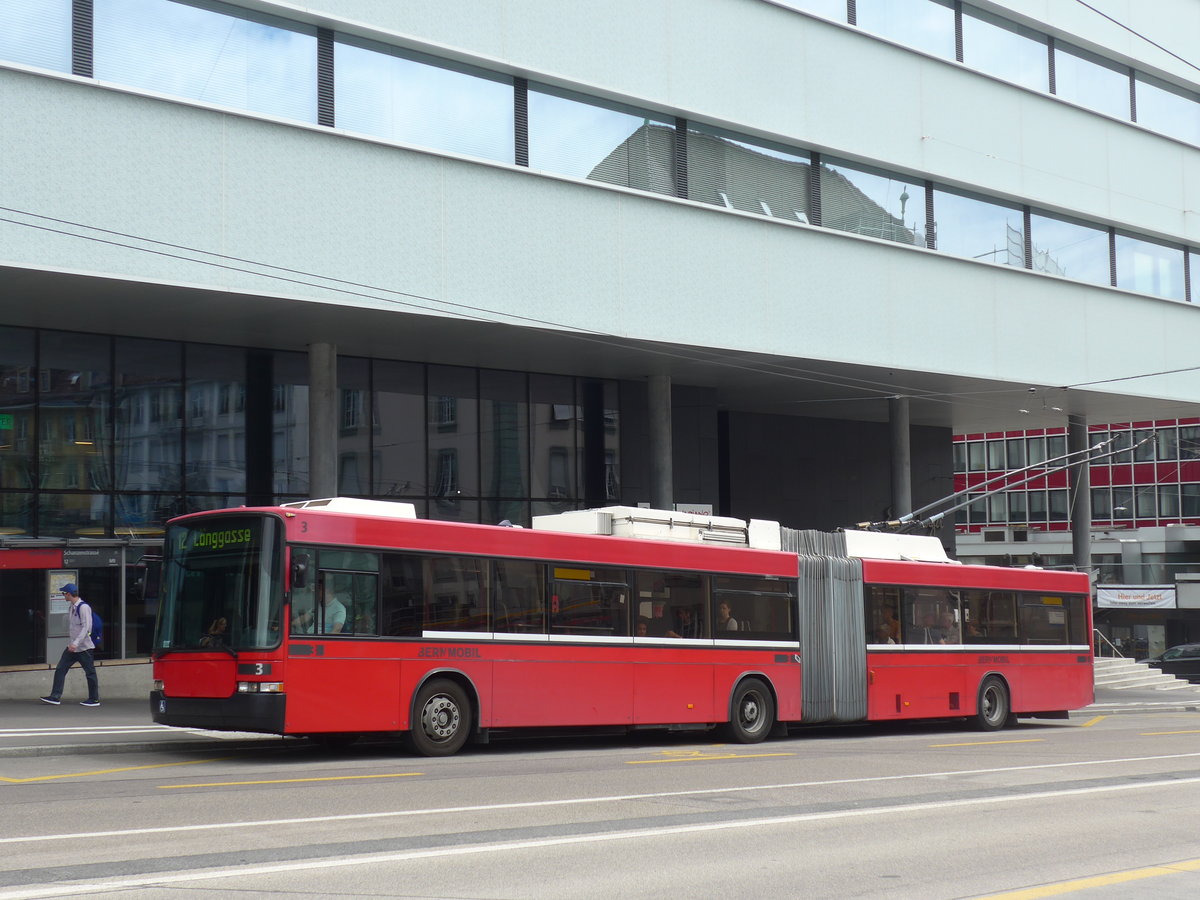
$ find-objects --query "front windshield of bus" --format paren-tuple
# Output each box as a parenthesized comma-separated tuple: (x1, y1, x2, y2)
(155, 515, 282, 652)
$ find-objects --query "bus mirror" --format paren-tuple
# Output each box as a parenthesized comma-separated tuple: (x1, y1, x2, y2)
(291, 554, 309, 590)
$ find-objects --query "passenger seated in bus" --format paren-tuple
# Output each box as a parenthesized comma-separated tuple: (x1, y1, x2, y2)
(873, 623, 895, 644)
(716, 601, 739, 632)
(665, 605, 703, 638)
(882, 604, 901, 642)
(636, 616, 651, 636)
(914, 612, 941, 644)
(938, 612, 960, 644)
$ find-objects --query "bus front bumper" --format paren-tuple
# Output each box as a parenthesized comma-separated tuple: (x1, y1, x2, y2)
(150, 690, 286, 734)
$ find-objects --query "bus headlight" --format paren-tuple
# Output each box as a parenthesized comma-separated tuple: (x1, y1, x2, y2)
(152, 679, 165, 691)
(236, 681, 284, 693)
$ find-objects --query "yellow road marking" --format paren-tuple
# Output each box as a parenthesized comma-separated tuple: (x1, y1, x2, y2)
(1141, 729, 1200, 735)
(160, 772, 423, 789)
(627, 752, 793, 764)
(975, 856, 1200, 898)
(1, 758, 227, 784)
(1079, 715, 1106, 728)
(929, 739, 1044, 748)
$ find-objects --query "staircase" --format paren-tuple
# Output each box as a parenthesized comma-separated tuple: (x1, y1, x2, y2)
(1094, 656, 1199, 691)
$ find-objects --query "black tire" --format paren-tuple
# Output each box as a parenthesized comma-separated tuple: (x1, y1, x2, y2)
(727, 678, 775, 744)
(407, 678, 471, 756)
(975, 676, 1010, 732)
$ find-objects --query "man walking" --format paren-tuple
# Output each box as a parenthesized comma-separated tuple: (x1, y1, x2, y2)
(40, 583, 101, 707)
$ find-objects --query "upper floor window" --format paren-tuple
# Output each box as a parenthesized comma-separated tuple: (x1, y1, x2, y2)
(1115, 233, 1186, 301)
(1135, 73, 1200, 146)
(0, 0, 71, 73)
(932, 188, 1024, 267)
(854, 0, 955, 60)
(961, 5, 1048, 92)
(94, 0, 318, 123)
(335, 36, 514, 163)
(1053, 43, 1130, 122)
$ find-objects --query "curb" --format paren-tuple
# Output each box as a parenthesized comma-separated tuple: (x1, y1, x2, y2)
(0, 737, 288, 759)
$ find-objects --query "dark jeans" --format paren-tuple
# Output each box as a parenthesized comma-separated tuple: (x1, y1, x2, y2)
(49, 647, 99, 702)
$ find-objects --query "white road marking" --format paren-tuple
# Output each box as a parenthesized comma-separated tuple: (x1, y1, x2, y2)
(3, 750, 1200, 846)
(3, 772, 1200, 899)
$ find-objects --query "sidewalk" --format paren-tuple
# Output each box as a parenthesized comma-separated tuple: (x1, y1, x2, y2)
(0, 698, 282, 758)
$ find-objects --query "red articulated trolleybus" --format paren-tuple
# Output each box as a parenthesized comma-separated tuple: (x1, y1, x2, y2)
(150, 498, 1093, 755)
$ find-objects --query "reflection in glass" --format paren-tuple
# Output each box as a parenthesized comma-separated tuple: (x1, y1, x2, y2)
(821, 159, 925, 246)
(529, 86, 677, 196)
(1028, 213, 1110, 285)
(186, 344, 245, 495)
(967, 442, 985, 471)
(855, 0, 955, 59)
(40, 492, 110, 538)
(335, 38, 514, 163)
(272, 351, 309, 496)
(1115, 233, 1185, 300)
(932, 188, 1023, 266)
(1159, 484, 1179, 518)
(115, 493, 177, 536)
(428, 365, 479, 505)
(38, 332, 112, 493)
(688, 124, 811, 222)
(961, 6, 1048, 92)
(0, 327, 36, 492)
(1053, 43, 1130, 121)
(1192, 251, 1200, 303)
(372, 360, 424, 498)
(1135, 74, 1200, 146)
(337, 356, 370, 496)
(1182, 484, 1200, 517)
(531, 375, 577, 505)
(481, 370, 529, 503)
(0, 493, 34, 537)
(1181, 426, 1200, 460)
(94, 0, 318, 122)
(115, 338, 181, 494)
(1048, 489, 1069, 521)
(0, 0, 72, 72)
(1091, 487, 1111, 519)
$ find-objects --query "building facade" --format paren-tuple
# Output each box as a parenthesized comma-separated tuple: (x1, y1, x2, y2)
(3, 0, 1200, 666)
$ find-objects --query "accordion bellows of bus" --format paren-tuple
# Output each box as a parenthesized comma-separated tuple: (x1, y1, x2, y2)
(150, 499, 1093, 755)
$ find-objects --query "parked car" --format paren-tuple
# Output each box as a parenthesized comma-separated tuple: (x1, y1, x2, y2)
(1143, 643, 1200, 683)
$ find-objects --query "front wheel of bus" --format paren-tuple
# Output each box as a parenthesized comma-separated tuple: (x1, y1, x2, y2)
(975, 676, 1010, 732)
(408, 678, 471, 757)
(727, 678, 775, 744)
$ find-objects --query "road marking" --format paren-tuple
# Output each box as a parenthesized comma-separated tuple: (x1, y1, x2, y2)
(1079, 715, 1106, 728)
(160, 773, 422, 789)
(1141, 729, 1200, 735)
(627, 751, 794, 764)
(929, 739, 1043, 748)
(5, 777, 1200, 899)
(0, 758, 226, 784)
(974, 856, 1200, 898)
(4, 750, 1200, 846)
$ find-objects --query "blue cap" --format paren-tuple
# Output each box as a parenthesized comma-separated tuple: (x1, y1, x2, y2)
(61, 583, 78, 595)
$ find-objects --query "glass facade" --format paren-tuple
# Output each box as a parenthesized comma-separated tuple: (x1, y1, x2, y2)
(0, 1, 1197, 304)
(0, 325, 618, 539)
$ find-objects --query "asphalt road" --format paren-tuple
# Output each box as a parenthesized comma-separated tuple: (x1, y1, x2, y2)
(4, 695, 1200, 899)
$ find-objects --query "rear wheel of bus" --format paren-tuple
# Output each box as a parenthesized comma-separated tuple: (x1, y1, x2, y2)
(407, 678, 472, 756)
(727, 678, 775, 743)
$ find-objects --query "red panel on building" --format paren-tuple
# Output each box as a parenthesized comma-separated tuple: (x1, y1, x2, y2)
(0, 548, 64, 569)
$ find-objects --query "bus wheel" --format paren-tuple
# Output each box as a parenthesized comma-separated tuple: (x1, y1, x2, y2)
(975, 677, 1010, 732)
(727, 678, 775, 744)
(408, 678, 471, 757)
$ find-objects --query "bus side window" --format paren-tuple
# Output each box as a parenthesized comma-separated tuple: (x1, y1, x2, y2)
(289, 549, 317, 636)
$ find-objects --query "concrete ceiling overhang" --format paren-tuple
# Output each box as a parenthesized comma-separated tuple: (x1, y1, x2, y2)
(5, 263, 1198, 434)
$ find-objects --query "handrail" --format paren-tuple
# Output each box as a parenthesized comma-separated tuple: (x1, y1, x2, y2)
(1093, 628, 1126, 659)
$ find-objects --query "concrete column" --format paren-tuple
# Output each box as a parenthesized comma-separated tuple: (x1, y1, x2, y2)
(889, 396, 912, 518)
(308, 342, 338, 499)
(648, 375, 673, 510)
(1068, 414, 1092, 575)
